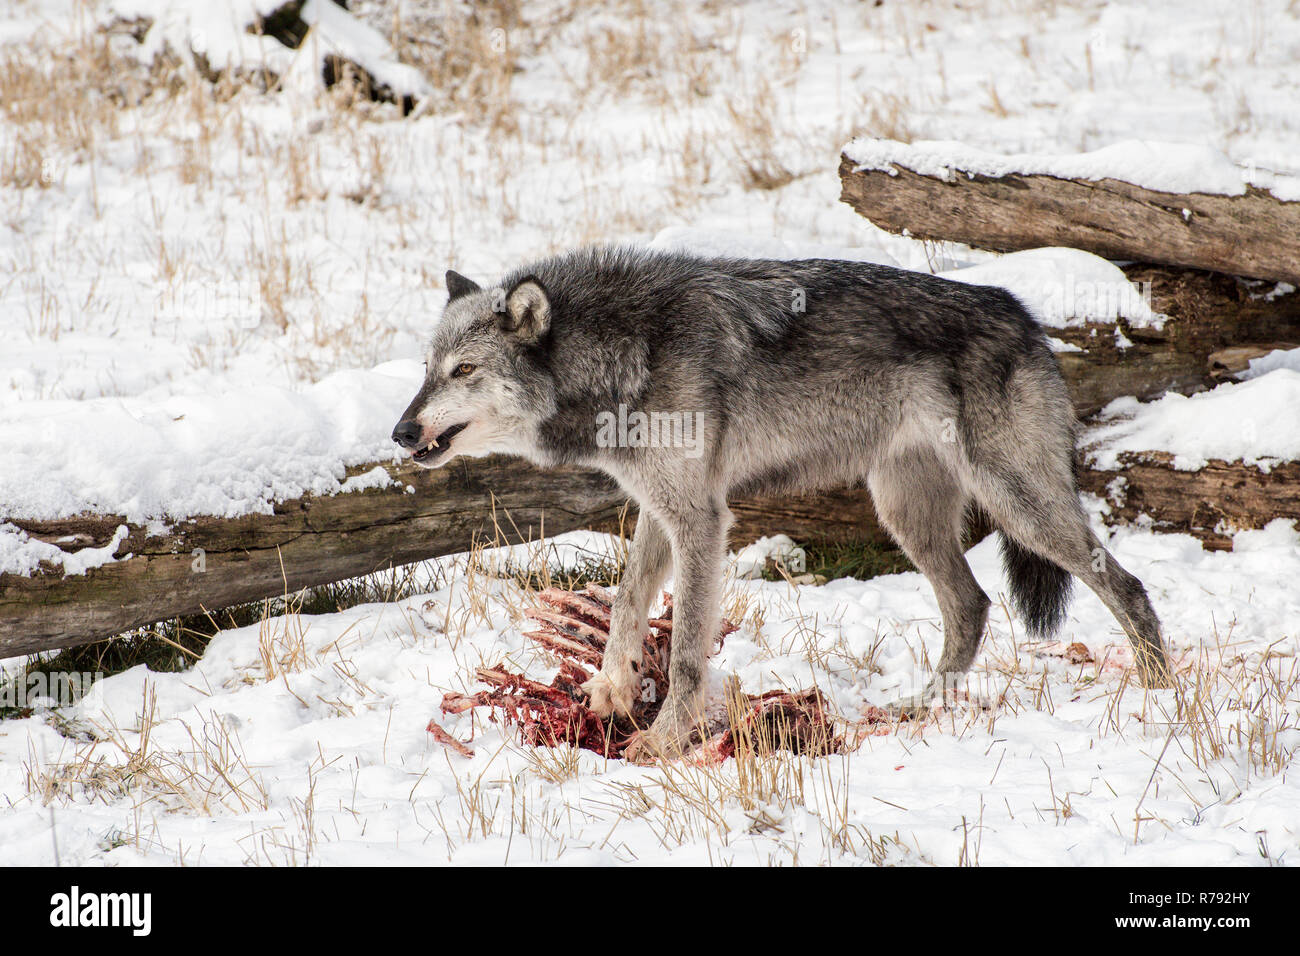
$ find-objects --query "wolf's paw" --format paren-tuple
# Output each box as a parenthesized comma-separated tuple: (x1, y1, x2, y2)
(623, 699, 697, 764)
(1138, 647, 1180, 691)
(581, 664, 637, 720)
(622, 731, 664, 765)
(1137, 658, 1177, 690)
(885, 692, 935, 722)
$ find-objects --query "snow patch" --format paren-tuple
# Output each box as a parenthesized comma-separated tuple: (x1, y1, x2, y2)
(1239, 345, 1300, 381)
(1085, 369, 1300, 471)
(0, 523, 130, 577)
(106, 0, 430, 102)
(939, 247, 1162, 329)
(0, 362, 422, 523)
(733, 534, 807, 580)
(844, 137, 1300, 201)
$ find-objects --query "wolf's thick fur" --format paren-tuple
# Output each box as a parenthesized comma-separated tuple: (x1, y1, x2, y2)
(394, 247, 1174, 756)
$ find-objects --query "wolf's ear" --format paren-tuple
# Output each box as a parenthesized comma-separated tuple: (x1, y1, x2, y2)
(500, 276, 551, 342)
(445, 270, 481, 302)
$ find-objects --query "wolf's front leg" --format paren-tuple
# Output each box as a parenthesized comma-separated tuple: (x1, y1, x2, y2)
(583, 513, 672, 719)
(625, 499, 730, 761)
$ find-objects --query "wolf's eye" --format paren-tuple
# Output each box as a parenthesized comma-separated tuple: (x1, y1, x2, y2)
(452, 362, 476, 378)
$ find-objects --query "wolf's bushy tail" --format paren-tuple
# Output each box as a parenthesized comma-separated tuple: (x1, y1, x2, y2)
(998, 533, 1072, 638)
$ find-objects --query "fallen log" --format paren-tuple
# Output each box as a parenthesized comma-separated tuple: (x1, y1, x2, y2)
(1078, 453, 1300, 551)
(0, 457, 627, 659)
(1, 458, 898, 658)
(7, 441, 1296, 658)
(837, 147, 1300, 415)
(838, 143, 1300, 283)
(1057, 265, 1300, 416)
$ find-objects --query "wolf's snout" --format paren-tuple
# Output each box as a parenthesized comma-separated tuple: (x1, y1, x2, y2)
(391, 420, 423, 449)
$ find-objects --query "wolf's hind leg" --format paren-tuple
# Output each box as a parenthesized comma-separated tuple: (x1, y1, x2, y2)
(975, 468, 1174, 688)
(583, 512, 672, 719)
(1083, 545, 1174, 687)
(869, 448, 990, 715)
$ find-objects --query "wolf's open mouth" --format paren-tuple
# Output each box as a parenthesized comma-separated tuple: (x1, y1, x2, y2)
(413, 422, 468, 463)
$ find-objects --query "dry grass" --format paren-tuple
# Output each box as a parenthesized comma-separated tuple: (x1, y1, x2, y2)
(2, 0, 866, 392)
(14, 520, 1300, 864)
(412, 530, 1297, 863)
(851, 89, 916, 144)
(0, 28, 128, 189)
(26, 681, 269, 815)
(6, 0, 1300, 864)
(389, 0, 524, 133)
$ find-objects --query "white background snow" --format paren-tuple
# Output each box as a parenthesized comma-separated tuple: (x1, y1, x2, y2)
(1, 0, 1298, 866)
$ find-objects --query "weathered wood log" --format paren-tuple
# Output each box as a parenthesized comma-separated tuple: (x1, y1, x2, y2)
(838, 152, 1300, 283)
(727, 484, 878, 546)
(7, 440, 1298, 657)
(1056, 265, 1300, 416)
(0, 458, 627, 658)
(1, 458, 898, 658)
(836, 149, 1300, 416)
(1078, 453, 1300, 551)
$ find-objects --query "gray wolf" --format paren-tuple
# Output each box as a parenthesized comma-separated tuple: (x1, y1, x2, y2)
(392, 247, 1174, 758)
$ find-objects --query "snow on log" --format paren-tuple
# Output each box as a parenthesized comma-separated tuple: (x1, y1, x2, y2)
(0, 458, 625, 658)
(7, 407, 1299, 655)
(103, 0, 431, 112)
(0, 458, 900, 658)
(1053, 264, 1300, 416)
(1078, 365, 1300, 549)
(838, 139, 1300, 284)
(1078, 454, 1300, 551)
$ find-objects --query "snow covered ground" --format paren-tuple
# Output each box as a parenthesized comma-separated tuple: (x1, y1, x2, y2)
(2, 0, 1298, 865)
(3, 524, 1298, 865)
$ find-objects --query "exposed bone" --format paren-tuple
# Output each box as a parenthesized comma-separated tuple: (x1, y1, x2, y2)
(434, 584, 843, 761)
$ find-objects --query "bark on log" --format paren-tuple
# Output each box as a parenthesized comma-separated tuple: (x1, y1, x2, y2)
(7, 442, 1297, 656)
(1, 458, 624, 658)
(1057, 265, 1300, 416)
(838, 154, 1300, 283)
(1, 459, 898, 658)
(835, 154, 1300, 415)
(1077, 453, 1300, 551)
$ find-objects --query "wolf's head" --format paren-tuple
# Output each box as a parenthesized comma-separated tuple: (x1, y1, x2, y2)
(391, 270, 556, 468)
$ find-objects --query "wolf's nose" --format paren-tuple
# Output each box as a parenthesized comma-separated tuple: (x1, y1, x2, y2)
(392, 420, 422, 448)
